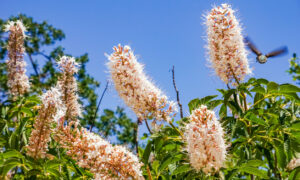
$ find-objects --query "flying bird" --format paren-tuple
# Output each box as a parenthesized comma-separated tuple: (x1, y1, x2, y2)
(244, 37, 288, 64)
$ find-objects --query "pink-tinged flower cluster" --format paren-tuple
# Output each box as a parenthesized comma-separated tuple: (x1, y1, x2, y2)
(26, 87, 64, 159)
(55, 123, 144, 180)
(5, 20, 30, 99)
(287, 158, 300, 170)
(185, 105, 226, 174)
(205, 4, 251, 84)
(107, 44, 176, 124)
(56, 56, 81, 122)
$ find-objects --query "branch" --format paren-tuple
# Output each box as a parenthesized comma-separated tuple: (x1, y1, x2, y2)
(28, 54, 39, 78)
(172, 66, 183, 119)
(90, 81, 109, 132)
(228, 64, 240, 85)
(145, 119, 153, 134)
(226, 83, 231, 89)
(36, 51, 53, 62)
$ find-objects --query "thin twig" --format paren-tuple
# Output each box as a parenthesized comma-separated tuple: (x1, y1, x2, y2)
(145, 119, 152, 134)
(37, 51, 52, 62)
(226, 83, 231, 89)
(172, 66, 183, 119)
(90, 81, 109, 132)
(228, 65, 240, 85)
(27, 54, 39, 78)
(135, 118, 140, 155)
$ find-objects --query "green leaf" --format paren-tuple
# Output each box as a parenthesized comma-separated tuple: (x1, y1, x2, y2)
(240, 166, 268, 179)
(45, 160, 61, 168)
(245, 112, 267, 126)
(219, 104, 227, 118)
(291, 122, 300, 130)
(274, 143, 287, 169)
(152, 160, 160, 174)
(142, 141, 152, 164)
(279, 84, 300, 93)
(159, 154, 183, 172)
(188, 98, 200, 113)
(279, 92, 300, 101)
(154, 137, 164, 153)
(267, 81, 279, 93)
(46, 168, 61, 178)
(207, 99, 222, 110)
(224, 89, 236, 103)
(163, 143, 177, 151)
(254, 93, 264, 108)
(168, 163, 176, 174)
(20, 107, 33, 116)
(188, 95, 218, 112)
(172, 164, 191, 175)
(251, 86, 266, 94)
(26, 95, 41, 104)
(256, 78, 269, 85)
(1, 160, 22, 176)
(243, 159, 264, 167)
(2, 150, 23, 159)
(198, 95, 218, 105)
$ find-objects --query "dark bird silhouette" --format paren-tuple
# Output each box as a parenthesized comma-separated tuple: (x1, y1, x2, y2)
(244, 37, 288, 64)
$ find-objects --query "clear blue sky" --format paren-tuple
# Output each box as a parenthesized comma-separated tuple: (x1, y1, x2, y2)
(1, 0, 300, 140)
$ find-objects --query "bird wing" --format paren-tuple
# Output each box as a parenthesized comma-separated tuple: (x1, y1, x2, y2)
(244, 37, 262, 56)
(265, 46, 288, 58)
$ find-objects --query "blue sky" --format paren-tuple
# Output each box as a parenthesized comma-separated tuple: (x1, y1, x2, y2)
(1, 0, 300, 140)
